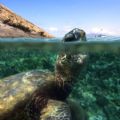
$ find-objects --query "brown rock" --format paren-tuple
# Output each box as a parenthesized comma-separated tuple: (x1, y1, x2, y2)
(0, 4, 54, 38)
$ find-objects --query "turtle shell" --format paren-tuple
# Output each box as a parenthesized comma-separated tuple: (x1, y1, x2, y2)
(0, 70, 54, 120)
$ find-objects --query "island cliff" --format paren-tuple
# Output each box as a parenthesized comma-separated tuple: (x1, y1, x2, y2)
(0, 4, 54, 38)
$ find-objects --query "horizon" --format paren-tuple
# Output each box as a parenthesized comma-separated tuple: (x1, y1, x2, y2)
(0, 0, 120, 37)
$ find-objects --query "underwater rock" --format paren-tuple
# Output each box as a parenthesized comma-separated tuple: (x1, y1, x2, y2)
(63, 28, 86, 42)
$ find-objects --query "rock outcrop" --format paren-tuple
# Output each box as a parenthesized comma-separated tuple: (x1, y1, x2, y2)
(63, 28, 86, 42)
(0, 4, 54, 38)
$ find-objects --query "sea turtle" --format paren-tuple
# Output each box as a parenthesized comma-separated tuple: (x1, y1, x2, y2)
(0, 28, 88, 120)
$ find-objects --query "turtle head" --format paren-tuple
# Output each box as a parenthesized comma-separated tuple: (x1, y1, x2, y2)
(55, 52, 87, 86)
(55, 28, 87, 87)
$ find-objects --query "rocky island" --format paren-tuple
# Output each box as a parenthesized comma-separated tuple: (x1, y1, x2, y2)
(0, 4, 53, 38)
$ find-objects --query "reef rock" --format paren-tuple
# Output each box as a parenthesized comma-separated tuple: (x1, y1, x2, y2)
(0, 4, 54, 38)
(63, 28, 86, 42)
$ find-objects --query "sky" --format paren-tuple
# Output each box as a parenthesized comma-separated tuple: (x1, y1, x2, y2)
(0, 0, 120, 37)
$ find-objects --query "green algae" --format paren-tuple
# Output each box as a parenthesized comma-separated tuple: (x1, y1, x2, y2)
(0, 48, 120, 120)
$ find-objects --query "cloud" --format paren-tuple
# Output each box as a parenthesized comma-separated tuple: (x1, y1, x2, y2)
(47, 27, 58, 32)
(62, 26, 73, 32)
(46, 26, 120, 37)
(45, 26, 74, 37)
(91, 27, 120, 36)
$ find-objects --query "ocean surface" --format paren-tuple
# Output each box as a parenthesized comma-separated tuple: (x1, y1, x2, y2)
(0, 36, 120, 120)
(0, 36, 120, 53)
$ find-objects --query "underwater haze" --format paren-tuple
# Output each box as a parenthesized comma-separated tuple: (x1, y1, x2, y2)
(0, 37, 120, 120)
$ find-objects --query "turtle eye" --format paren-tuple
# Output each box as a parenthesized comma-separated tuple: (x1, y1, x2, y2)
(71, 54, 87, 64)
(61, 55, 67, 61)
(58, 55, 67, 64)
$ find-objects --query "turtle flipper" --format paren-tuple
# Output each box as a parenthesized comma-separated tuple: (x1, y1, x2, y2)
(40, 99, 72, 120)
(67, 98, 88, 120)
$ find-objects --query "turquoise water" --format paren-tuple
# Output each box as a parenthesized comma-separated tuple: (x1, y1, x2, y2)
(0, 37, 120, 53)
(0, 37, 120, 120)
